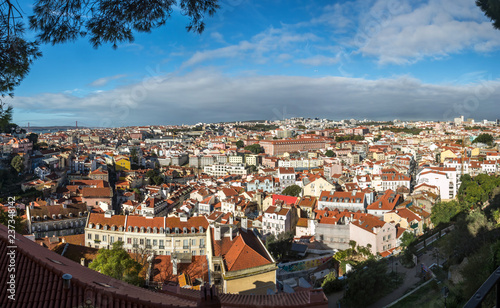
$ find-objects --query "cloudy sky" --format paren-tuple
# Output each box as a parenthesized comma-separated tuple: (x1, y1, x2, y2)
(9, 0, 500, 127)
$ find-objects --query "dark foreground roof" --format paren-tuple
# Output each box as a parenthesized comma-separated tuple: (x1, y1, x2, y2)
(0, 224, 328, 308)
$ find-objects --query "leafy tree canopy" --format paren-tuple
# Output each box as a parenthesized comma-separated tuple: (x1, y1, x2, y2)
(235, 140, 244, 148)
(265, 231, 294, 261)
(472, 133, 494, 146)
(244, 144, 263, 154)
(282, 184, 301, 197)
(89, 241, 144, 286)
(11, 155, 24, 173)
(325, 150, 335, 157)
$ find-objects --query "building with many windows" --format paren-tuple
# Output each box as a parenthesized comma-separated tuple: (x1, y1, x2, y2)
(85, 213, 209, 256)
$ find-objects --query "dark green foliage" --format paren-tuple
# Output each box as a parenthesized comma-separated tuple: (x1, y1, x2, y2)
(325, 150, 335, 157)
(29, 0, 219, 48)
(151, 175, 163, 185)
(400, 231, 416, 250)
(380, 126, 429, 135)
(472, 133, 494, 146)
(0, 104, 13, 132)
(265, 231, 294, 261)
(335, 135, 364, 142)
(234, 123, 279, 131)
(27, 133, 38, 145)
(0, 207, 24, 233)
(344, 259, 402, 307)
(10, 155, 24, 173)
(244, 144, 263, 154)
(321, 272, 345, 294)
(431, 200, 468, 226)
(145, 169, 163, 185)
(281, 184, 301, 197)
(0, 2, 42, 98)
(89, 241, 144, 286)
(235, 140, 244, 148)
(476, 0, 500, 30)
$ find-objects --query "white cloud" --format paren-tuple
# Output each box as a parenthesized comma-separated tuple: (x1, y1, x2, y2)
(10, 70, 500, 126)
(210, 32, 226, 44)
(89, 74, 128, 87)
(295, 55, 340, 66)
(355, 0, 500, 64)
(181, 27, 320, 68)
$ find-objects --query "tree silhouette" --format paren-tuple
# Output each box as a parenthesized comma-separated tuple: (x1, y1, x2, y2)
(477, 0, 500, 30)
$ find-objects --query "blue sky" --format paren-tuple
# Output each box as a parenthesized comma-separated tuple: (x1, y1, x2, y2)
(9, 0, 500, 127)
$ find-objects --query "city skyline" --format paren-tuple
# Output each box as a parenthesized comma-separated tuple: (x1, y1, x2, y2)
(7, 0, 500, 127)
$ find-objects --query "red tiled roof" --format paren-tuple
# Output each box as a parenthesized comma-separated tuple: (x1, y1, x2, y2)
(272, 194, 298, 206)
(151, 255, 209, 284)
(0, 224, 198, 307)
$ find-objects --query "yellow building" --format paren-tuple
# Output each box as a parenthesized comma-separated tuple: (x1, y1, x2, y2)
(440, 149, 457, 163)
(114, 155, 131, 171)
(206, 224, 277, 295)
(303, 177, 335, 198)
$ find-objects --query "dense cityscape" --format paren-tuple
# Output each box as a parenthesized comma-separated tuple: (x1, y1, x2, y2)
(1, 116, 500, 306)
(2, 0, 500, 307)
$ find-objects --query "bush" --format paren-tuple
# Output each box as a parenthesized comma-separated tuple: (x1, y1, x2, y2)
(321, 272, 345, 294)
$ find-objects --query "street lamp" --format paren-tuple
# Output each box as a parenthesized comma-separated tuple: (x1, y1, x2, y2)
(442, 286, 449, 307)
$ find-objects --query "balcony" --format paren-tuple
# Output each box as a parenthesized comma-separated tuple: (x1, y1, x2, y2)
(132, 244, 139, 248)
(146, 245, 152, 249)
(183, 246, 189, 249)
(159, 245, 165, 249)
(199, 244, 205, 248)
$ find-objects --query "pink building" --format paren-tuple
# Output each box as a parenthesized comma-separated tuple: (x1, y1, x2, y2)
(260, 138, 326, 156)
(349, 215, 397, 255)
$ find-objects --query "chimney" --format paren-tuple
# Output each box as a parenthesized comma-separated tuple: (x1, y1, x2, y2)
(242, 217, 248, 232)
(352, 190, 357, 196)
(229, 216, 234, 225)
(80, 258, 85, 267)
(172, 256, 178, 276)
(214, 225, 221, 241)
(230, 225, 233, 241)
(62, 274, 72, 291)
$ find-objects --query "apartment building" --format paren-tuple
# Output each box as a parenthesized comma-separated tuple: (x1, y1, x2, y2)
(85, 213, 209, 256)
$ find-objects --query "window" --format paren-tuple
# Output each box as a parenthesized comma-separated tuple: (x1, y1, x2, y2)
(159, 251, 163, 255)
(127, 238, 132, 244)
(192, 251, 196, 256)
(153, 239, 158, 246)
(110, 236, 114, 244)
(133, 238, 138, 244)
(94, 234, 99, 240)
(183, 239, 189, 249)
(192, 239, 196, 246)
(200, 238, 205, 248)
(102, 235, 107, 242)
(146, 239, 151, 246)
(200, 250, 204, 255)
(140, 239, 144, 245)
(87, 233, 92, 239)
(166, 251, 171, 255)
(118, 237, 122, 242)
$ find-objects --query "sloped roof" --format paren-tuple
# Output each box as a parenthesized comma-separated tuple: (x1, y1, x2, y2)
(0, 224, 198, 308)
